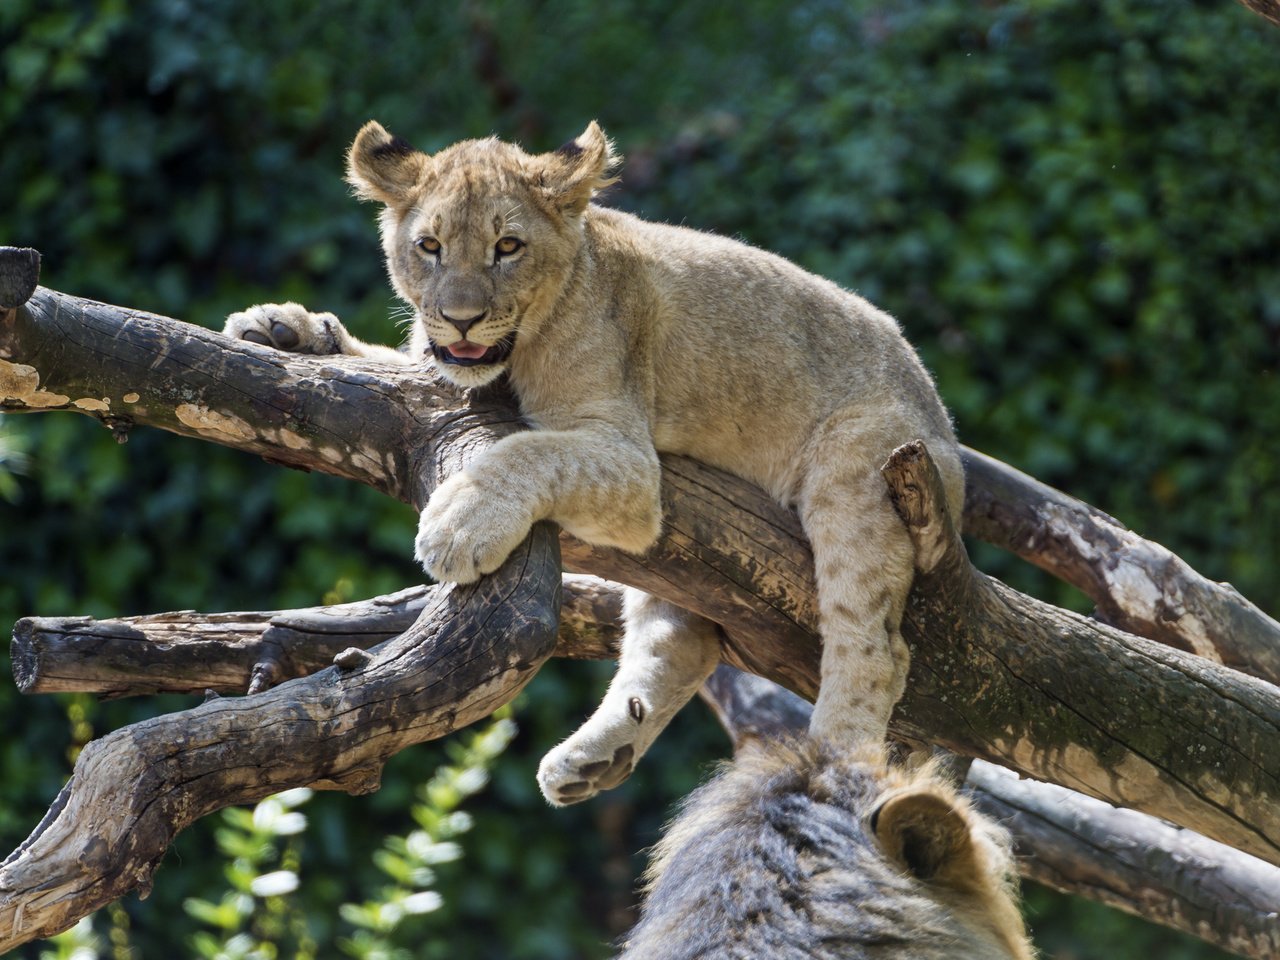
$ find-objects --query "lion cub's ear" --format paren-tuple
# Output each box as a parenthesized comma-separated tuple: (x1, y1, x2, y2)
(533, 121, 620, 218)
(346, 121, 430, 205)
(869, 788, 984, 890)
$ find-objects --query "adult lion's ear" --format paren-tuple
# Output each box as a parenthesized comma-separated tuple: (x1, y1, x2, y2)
(346, 121, 430, 205)
(535, 121, 620, 218)
(869, 788, 982, 889)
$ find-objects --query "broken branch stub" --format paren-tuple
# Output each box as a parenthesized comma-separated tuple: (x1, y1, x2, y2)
(0, 246, 40, 309)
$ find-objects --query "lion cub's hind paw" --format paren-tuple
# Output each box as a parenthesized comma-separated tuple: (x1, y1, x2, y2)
(224, 302, 344, 355)
(537, 741, 636, 806)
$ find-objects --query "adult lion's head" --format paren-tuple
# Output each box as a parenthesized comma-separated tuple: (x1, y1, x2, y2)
(346, 121, 618, 388)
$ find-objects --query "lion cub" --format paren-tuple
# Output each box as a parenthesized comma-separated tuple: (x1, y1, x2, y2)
(225, 122, 965, 805)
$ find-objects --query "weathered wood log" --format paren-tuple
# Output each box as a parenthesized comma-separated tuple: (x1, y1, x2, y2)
(19, 576, 1278, 957)
(883, 442, 1279, 865)
(5, 277, 1274, 855)
(11, 575, 621, 698)
(964, 448, 1280, 683)
(4, 262, 1280, 946)
(968, 763, 1280, 960)
(0, 524, 563, 950)
(700, 665, 1280, 960)
(2, 259, 570, 948)
(6, 270, 1276, 686)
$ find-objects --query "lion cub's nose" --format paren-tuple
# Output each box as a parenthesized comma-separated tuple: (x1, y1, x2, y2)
(440, 306, 489, 338)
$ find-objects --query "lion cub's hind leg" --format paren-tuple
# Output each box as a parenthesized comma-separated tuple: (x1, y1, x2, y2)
(537, 590, 720, 806)
(800, 425, 916, 747)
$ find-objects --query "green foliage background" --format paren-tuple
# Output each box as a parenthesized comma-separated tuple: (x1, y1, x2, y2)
(2, 0, 1277, 957)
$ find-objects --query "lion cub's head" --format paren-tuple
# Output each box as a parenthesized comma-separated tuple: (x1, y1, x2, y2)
(346, 121, 618, 388)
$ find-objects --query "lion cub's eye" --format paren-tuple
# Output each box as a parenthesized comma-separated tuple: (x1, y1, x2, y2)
(416, 237, 442, 257)
(494, 236, 525, 259)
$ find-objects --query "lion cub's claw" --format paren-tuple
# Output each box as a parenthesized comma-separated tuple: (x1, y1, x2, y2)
(537, 742, 636, 806)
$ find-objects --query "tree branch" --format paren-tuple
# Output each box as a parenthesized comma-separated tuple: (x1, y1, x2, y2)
(0, 523, 563, 949)
(4, 259, 1280, 948)
(19, 575, 1278, 957)
(11, 574, 621, 698)
(882, 441, 1279, 865)
(1237, 0, 1280, 29)
(963, 448, 1280, 683)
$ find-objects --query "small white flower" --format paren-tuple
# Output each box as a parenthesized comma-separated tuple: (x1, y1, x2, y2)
(250, 870, 299, 898)
(406, 833, 461, 864)
(401, 891, 444, 915)
(454, 767, 488, 794)
(275, 787, 314, 808)
(271, 811, 308, 836)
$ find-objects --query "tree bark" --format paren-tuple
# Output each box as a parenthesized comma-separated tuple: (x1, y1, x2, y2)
(3, 257, 1279, 950)
(968, 763, 1280, 960)
(11, 574, 621, 698)
(16, 578, 1278, 958)
(963, 448, 1280, 682)
(0, 525, 563, 948)
(1237, 0, 1280, 29)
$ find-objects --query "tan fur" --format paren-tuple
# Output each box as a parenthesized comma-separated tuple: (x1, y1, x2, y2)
(225, 122, 965, 805)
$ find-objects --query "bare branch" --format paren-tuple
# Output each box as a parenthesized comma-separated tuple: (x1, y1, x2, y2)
(5, 268, 1280, 946)
(0, 525, 562, 951)
(963, 448, 1280, 684)
(882, 441, 1280, 866)
(968, 763, 1280, 960)
(1237, 0, 1280, 28)
(12, 574, 620, 698)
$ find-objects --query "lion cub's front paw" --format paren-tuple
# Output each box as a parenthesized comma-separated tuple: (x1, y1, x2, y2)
(224, 302, 344, 355)
(414, 473, 534, 583)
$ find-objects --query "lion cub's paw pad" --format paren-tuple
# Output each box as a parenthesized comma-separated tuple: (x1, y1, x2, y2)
(538, 743, 635, 806)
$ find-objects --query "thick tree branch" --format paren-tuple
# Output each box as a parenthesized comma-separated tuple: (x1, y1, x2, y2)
(0, 524, 563, 950)
(4, 261, 1280, 947)
(964, 448, 1280, 683)
(1237, 0, 1280, 28)
(18, 576, 1276, 957)
(968, 763, 1280, 960)
(5, 280, 1278, 852)
(883, 442, 1279, 864)
(2, 256, 568, 947)
(12, 574, 621, 698)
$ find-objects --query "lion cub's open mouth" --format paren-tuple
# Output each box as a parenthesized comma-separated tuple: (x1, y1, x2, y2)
(432, 335, 515, 367)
